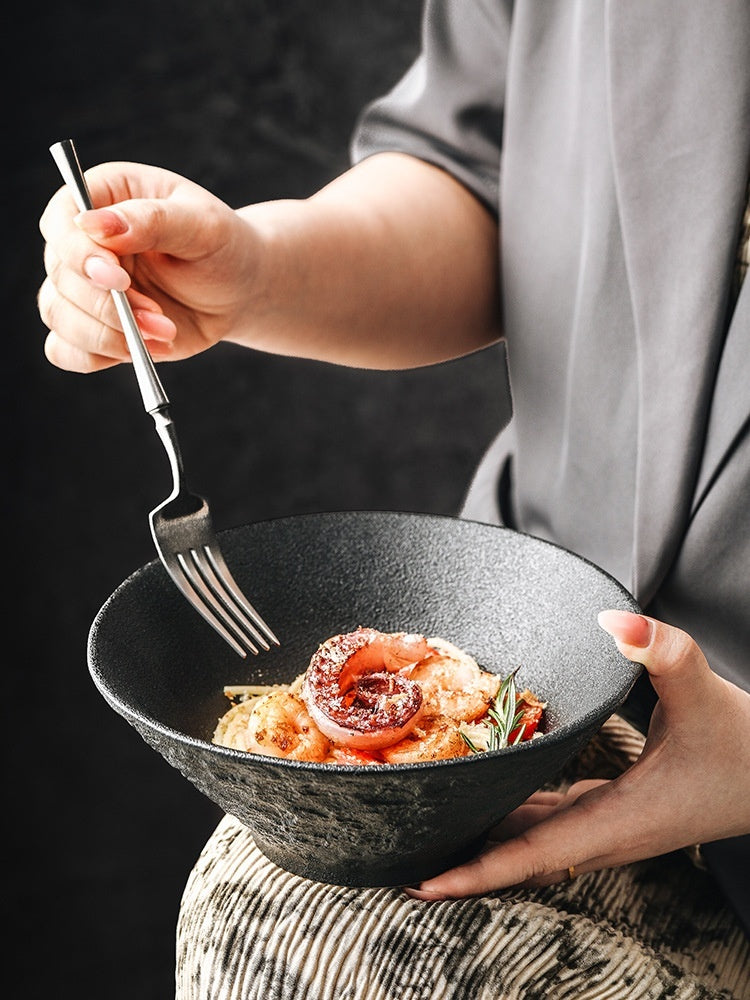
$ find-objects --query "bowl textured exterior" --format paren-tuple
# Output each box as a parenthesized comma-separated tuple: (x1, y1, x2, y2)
(88, 511, 641, 887)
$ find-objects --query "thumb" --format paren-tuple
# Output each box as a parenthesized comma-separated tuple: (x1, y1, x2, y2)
(74, 181, 229, 261)
(597, 609, 713, 713)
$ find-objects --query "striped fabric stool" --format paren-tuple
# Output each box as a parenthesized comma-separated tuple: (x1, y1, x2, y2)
(176, 715, 749, 999)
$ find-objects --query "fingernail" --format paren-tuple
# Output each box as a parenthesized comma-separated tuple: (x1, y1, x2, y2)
(598, 610, 653, 649)
(142, 337, 175, 354)
(83, 255, 130, 291)
(134, 309, 177, 342)
(75, 208, 129, 238)
(403, 885, 446, 901)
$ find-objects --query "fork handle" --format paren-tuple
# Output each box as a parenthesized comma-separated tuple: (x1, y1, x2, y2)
(49, 139, 170, 415)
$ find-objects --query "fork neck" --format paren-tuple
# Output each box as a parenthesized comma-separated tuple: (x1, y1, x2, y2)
(151, 407, 188, 500)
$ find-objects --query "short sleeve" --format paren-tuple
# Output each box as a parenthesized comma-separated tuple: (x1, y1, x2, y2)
(350, 0, 512, 216)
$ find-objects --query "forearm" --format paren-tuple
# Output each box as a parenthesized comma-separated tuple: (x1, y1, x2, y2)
(232, 152, 502, 368)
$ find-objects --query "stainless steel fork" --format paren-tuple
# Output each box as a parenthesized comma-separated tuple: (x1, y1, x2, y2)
(51, 139, 279, 657)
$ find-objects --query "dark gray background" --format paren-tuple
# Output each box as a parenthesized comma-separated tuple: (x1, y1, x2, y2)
(6, 3, 507, 996)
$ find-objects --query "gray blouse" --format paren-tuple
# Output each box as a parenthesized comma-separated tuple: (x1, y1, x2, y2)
(351, 0, 750, 694)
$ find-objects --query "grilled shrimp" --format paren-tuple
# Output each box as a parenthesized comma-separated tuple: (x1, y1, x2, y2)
(407, 637, 501, 722)
(324, 745, 382, 766)
(380, 714, 471, 764)
(219, 689, 331, 761)
(214, 629, 539, 765)
(302, 627, 434, 750)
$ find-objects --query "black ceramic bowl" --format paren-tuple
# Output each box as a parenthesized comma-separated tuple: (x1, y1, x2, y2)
(88, 511, 641, 887)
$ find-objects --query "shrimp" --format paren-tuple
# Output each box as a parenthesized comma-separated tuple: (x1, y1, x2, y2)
(215, 689, 331, 762)
(406, 637, 501, 722)
(324, 745, 382, 766)
(380, 714, 471, 764)
(302, 627, 434, 750)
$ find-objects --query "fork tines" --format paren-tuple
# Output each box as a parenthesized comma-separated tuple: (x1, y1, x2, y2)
(172, 544, 279, 658)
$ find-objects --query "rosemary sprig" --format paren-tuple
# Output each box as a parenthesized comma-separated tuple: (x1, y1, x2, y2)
(460, 667, 527, 754)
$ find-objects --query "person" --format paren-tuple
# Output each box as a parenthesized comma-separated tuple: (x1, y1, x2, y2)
(38, 1, 749, 995)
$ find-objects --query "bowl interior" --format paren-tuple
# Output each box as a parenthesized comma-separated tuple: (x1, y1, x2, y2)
(89, 510, 641, 753)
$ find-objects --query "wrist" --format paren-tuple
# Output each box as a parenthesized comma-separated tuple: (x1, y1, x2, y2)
(228, 199, 312, 350)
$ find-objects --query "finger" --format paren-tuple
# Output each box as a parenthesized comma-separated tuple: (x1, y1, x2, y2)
(39, 276, 176, 373)
(405, 778, 658, 899)
(597, 610, 713, 713)
(41, 188, 132, 293)
(489, 781, 610, 841)
(41, 243, 176, 338)
(72, 182, 225, 261)
(43, 323, 176, 374)
(487, 803, 560, 841)
(131, 307, 178, 343)
(514, 791, 567, 806)
(38, 274, 129, 367)
(43, 329, 121, 374)
(81, 255, 131, 292)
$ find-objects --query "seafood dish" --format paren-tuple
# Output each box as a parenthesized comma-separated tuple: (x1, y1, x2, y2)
(213, 627, 545, 765)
